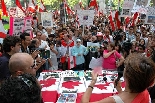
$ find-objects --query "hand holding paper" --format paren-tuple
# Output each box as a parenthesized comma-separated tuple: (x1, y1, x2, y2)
(93, 67, 102, 75)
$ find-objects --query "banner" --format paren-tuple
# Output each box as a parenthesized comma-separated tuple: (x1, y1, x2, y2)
(41, 12, 53, 28)
(145, 7, 155, 24)
(10, 17, 25, 36)
(132, 0, 151, 14)
(9, 7, 25, 17)
(9, 7, 17, 17)
(77, 10, 95, 26)
(121, 0, 134, 17)
(2, 16, 9, 30)
(23, 17, 32, 35)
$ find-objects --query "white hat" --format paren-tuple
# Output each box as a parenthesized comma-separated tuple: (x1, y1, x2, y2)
(76, 39, 81, 42)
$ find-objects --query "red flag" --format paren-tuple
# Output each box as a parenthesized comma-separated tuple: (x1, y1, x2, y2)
(131, 12, 139, 26)
(39, 0, 46, 12)
(89, 0, 98, 11)
(27, 0, 36, 12)
(125, 17, 130, 25)
(115, 11, 121, 29)
(1, 0, 8, 16)
(108, 13, 115, 31)
(16, 0, 25, 13)
(65, 4, 74, 15)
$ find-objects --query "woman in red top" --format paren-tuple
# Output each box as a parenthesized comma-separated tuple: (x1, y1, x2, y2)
(103, 43, 124, 71)
(81, 53, 155, 103)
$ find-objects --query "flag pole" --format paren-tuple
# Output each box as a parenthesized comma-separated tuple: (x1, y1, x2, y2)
(63, 1, 67, 26)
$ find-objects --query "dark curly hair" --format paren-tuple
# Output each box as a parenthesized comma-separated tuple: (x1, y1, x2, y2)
(0, 73, 41, 103)
(124, 53, 155, 93)
(3, 36, 21, 53)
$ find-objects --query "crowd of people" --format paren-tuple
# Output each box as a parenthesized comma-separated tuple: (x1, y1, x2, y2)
(0, 13, 155, 102)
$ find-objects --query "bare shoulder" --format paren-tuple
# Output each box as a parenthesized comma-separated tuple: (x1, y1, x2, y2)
(91, 97, 115, 103)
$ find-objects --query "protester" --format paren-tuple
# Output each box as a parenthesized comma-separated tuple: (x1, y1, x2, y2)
(20, 32, 31, 53)
(81, 53, 155, 103)
(71, 39, 88, 70)
(0, 73, 42, 103)
(0, 36, 21, 83)
(9, 53, 37, 77)
(103, 43, 124, 71)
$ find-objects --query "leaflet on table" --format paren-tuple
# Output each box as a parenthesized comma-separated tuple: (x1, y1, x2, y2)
(60, 70, 85, 77)
(57, 93, 77, 103)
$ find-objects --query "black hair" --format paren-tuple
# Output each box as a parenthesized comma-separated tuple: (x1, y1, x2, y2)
(0, 73, 41, 103)
(20, 32, 30, 40)
(3, 36, 21, 53)
(0, 43, 3, 53)
(28, 39, 37, 52)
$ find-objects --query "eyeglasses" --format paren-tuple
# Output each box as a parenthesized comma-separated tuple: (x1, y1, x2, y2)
(17, 76, 33, 87)
(30, 60, 37, 69)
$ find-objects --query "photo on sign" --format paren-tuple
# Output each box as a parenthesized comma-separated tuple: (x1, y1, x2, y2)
(42, 20, 52, 27)
(136, 0, 148, 7)
(140, 14, 146, 19)
(147, 16, 155, 23)
(83, 15, 88, 20)
(122, 9, 130, 15)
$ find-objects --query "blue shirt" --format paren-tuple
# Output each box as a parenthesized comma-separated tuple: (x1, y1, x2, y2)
(0, 53, 11, 81)
(71, 45, 88, 65)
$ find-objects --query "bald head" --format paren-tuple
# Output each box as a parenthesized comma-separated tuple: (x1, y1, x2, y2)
(9, 53, 35, 76)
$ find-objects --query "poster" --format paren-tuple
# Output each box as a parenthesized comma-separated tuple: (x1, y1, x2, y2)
(10, 17, 25, 36)
(23, 17, 32, 35)
(121, 0, 134, 17)
(87, 42, 100, 52)
(145, 7, 155, 24)
(41, 12, 53, 28)
(9, 7, 17, 17)
(2, 16, 10, 30)
(132, 0, 151, 14)
(77, 10, 95, 26)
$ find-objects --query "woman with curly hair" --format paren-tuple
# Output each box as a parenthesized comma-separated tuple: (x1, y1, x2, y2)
(81, 53, 155, 103)
(0, 73, 42, 103)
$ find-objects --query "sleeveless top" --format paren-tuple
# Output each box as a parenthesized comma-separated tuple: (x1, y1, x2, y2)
(111, 90, 150, 103)
(111, 95, 124, 103)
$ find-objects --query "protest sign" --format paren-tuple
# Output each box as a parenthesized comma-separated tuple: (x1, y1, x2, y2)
(132, 0, 151, 14)
(77, 10, 95, 26)
(41, 12, 53, 28)
(10, 17, 25, 36)
(23, 17, 32, 35)
(2, 16, 9, 30)
(9, 7, 17, 17)
(145, 7, 155, 24)
(121, 0, 134, 17)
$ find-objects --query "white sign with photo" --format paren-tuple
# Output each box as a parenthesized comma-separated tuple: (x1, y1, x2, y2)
(9, 7, 17, 17)
(23, 17, 32, 35)
(77, 10, 95, 26)
(121, 0, 134, 17)
(145, 7, 155, 24)
(41, 12, 53, 27)
(132, 0, 151, 14)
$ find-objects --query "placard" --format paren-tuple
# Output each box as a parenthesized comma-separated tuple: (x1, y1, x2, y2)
(10, 17, 25, 36)
(77, 10, 95, 26)
(23, 17, 32, 35)
(41, 12, 53, 27)
(132, 0, 151, 14)
(9, 7, 17, 17)
(121, 0, 134, 17)
(145, 7, 155, 24)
